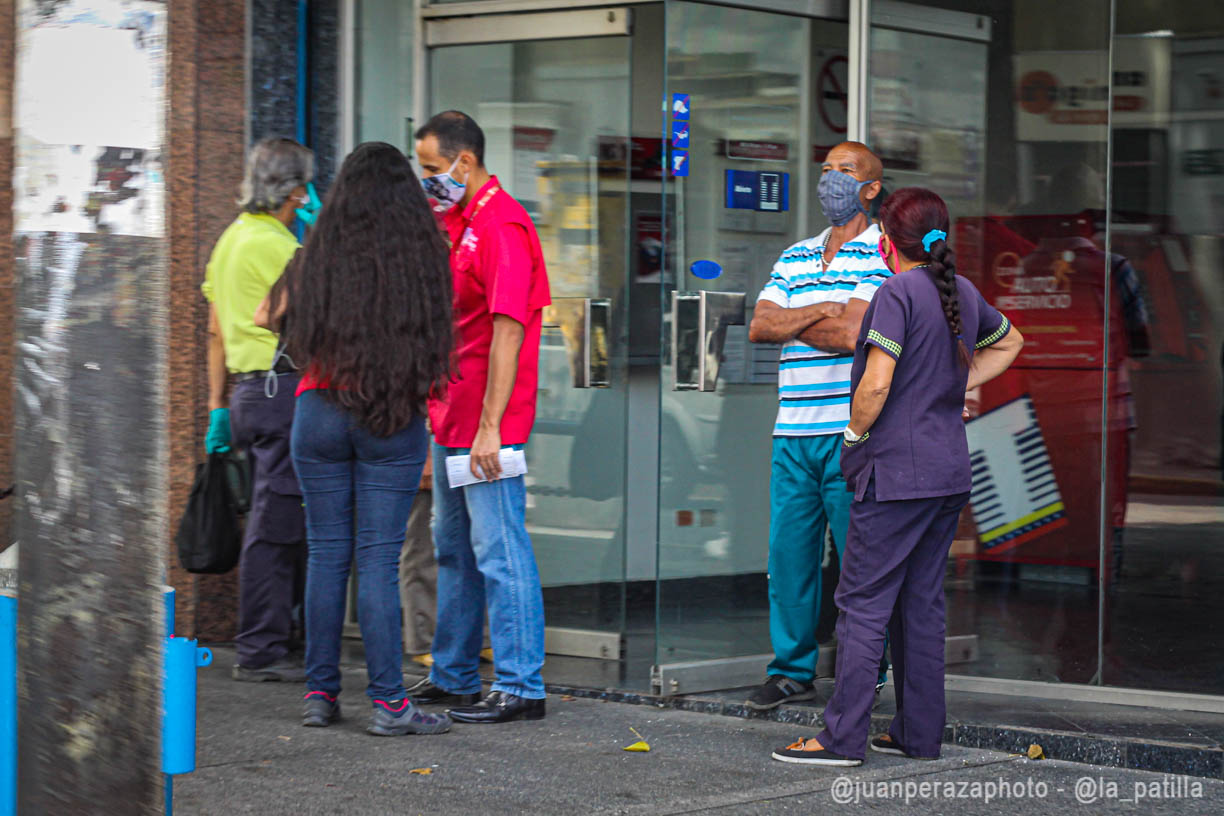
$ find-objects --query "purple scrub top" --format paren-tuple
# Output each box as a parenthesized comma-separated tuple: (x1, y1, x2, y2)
(841, 270, 1010, 502)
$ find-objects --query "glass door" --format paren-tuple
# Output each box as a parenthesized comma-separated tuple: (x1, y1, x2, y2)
(427, 16, 635, 667)
(655, 1, 850, 693)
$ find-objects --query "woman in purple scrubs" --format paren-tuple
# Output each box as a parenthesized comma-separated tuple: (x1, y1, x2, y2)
(772, 187, 1024, 766)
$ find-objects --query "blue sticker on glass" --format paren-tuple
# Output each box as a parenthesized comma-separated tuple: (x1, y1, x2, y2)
(671, 93, 691, 121)
(690, 260, 722, 280)
(671, 120, 690, 149)
(671, 149, 690, 177)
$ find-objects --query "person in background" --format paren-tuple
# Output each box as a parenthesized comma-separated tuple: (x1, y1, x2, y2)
(406, 110, 552, 724)
(772, 187, 1023, 766)
(745, 141, 890, 710)
(203, 137, 314, 683)
(400, 453, 437, 667)
(257, 141, 454, 736)
(399, 449, 495, 670)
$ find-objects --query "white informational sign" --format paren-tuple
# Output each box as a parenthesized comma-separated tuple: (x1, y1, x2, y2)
(964, 396, 1067, 553)
(1014, 38, 1171, 142)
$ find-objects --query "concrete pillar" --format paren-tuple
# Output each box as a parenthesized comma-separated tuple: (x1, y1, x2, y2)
(166, 0, 247, 644)
(13, 3, 168, 812)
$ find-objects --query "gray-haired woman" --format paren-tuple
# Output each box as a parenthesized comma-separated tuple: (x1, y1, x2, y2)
(201, 136, 317, 682)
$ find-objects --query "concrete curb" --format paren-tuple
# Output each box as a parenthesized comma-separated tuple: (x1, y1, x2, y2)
(545, 683, 1224, 781)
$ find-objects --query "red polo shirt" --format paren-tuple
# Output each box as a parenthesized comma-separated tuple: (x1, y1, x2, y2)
(428, 177, 551, 448)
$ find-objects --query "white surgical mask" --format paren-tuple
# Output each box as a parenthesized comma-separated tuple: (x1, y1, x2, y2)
(421, 157, 467, 213)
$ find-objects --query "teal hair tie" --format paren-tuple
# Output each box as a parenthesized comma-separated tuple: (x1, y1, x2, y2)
(922, 229, 947, 252)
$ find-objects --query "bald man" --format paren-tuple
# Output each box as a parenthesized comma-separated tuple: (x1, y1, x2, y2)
(746, 141, 890, 709)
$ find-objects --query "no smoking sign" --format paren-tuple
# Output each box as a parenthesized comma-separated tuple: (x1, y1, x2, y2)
(818, 55, 848, 136)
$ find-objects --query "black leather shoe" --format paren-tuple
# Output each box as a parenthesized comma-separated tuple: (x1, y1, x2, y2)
(406, 676, 480, 707)
(448, 690, 546, 724)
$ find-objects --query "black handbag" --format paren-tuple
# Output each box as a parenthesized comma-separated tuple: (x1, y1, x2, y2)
(176, 452, 249, 574)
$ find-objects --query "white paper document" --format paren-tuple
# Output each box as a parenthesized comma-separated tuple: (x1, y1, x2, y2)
(444, 448, 528, 489)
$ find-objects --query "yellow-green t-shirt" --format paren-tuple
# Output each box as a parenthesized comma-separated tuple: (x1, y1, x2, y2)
(201, 213, 299, 373)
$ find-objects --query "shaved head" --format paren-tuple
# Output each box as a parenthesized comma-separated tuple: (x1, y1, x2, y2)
(825, 141, 883, 183)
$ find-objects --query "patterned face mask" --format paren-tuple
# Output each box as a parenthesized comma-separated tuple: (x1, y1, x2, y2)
(421, 157, 467, 214)
(818, 168, 871, 226)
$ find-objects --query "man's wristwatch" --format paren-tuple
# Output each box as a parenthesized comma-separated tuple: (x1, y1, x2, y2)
(843, 427, 863, 444)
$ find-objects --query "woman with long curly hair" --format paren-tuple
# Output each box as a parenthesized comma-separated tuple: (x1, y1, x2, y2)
(257, 141, 454, 736)
(772, 188, 1023, 766)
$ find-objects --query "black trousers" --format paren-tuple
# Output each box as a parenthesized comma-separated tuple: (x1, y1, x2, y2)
(230, 374, 306, 668)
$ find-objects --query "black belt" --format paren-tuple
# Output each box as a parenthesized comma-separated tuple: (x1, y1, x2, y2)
(235, 364, 296, 383)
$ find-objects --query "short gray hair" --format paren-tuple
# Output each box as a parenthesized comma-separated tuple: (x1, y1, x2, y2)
(239, 137, 315, 214)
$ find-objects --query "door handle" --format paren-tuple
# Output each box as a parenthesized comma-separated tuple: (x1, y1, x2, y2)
(670, 291, 746, 392)
(552, 297, 612, 389)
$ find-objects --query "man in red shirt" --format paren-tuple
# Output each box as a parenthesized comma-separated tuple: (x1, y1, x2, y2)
(407, 111, 552, 723)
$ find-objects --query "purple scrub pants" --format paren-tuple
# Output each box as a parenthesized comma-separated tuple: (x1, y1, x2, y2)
(230, 375, 306, 669)
(815, 478, 969, 760)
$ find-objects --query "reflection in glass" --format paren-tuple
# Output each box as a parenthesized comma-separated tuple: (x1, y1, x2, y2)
(871, 0, 1110, 685)
(1105, 11, 1224, 695)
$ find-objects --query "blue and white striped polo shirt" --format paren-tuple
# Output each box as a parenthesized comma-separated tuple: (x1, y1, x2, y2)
(757, 224, 891, 437)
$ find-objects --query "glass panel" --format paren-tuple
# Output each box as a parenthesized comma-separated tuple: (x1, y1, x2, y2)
(1105, 5, 1224, 694)
(871, 0, 1111, 684)
(354, 0, 415, 148)
(658, 1, 848, 667)
(429, 37, 633, 638)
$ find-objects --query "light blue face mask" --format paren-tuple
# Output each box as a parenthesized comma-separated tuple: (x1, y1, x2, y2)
(818, 169, 872, 226)
(421, 157, 467, 213)
(294, 182, 321, 227)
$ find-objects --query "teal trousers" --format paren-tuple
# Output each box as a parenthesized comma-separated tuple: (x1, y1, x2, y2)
(766, 435, 852, 682)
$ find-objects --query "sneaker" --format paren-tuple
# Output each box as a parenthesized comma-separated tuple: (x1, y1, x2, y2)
(302, 691, 341, 727)
(367, 699, 452, 736)
(232, 659, 307, 683)
(772, 738, 862, 766)
(746, 675, 817, 710)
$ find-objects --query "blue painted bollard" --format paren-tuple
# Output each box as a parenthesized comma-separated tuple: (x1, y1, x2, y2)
(1, 595, 15, 816)
(162, 636, 212, 776)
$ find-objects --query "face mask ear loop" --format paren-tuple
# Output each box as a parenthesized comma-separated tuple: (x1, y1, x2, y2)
(264, 343, 297, 400)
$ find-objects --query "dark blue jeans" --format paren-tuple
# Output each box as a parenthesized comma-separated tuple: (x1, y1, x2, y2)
(290, 390, 427, 701)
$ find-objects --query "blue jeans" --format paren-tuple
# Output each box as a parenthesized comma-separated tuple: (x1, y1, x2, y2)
(290, 390, 427, 701)
(429, 441, 546, 699)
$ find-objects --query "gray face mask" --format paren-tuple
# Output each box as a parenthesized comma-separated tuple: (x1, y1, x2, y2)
(818, 169, 872, 226)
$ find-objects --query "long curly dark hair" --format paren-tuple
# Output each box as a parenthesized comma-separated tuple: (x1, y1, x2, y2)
(879, 186, 969, 366)
(281, 141, 453, 436)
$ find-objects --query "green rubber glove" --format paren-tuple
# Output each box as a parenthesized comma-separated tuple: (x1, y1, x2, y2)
(205, 408, 232, 454)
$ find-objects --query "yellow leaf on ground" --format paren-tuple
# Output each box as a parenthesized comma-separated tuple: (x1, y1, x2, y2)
(623, 740, 651, 752)
(1027, 744, 1045, 760)
(409, 768, 433, 775)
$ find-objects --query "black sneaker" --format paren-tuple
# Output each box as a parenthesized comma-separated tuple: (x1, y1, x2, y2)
(772, 738, 862, 766)
(367, 699, 452, 736)
(302, 691, 341, 727)
(232, 659, 307, 683)
(746, 675, 817, 710)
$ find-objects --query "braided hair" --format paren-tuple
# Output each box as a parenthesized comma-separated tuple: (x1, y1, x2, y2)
(878, 187, 969, 365)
